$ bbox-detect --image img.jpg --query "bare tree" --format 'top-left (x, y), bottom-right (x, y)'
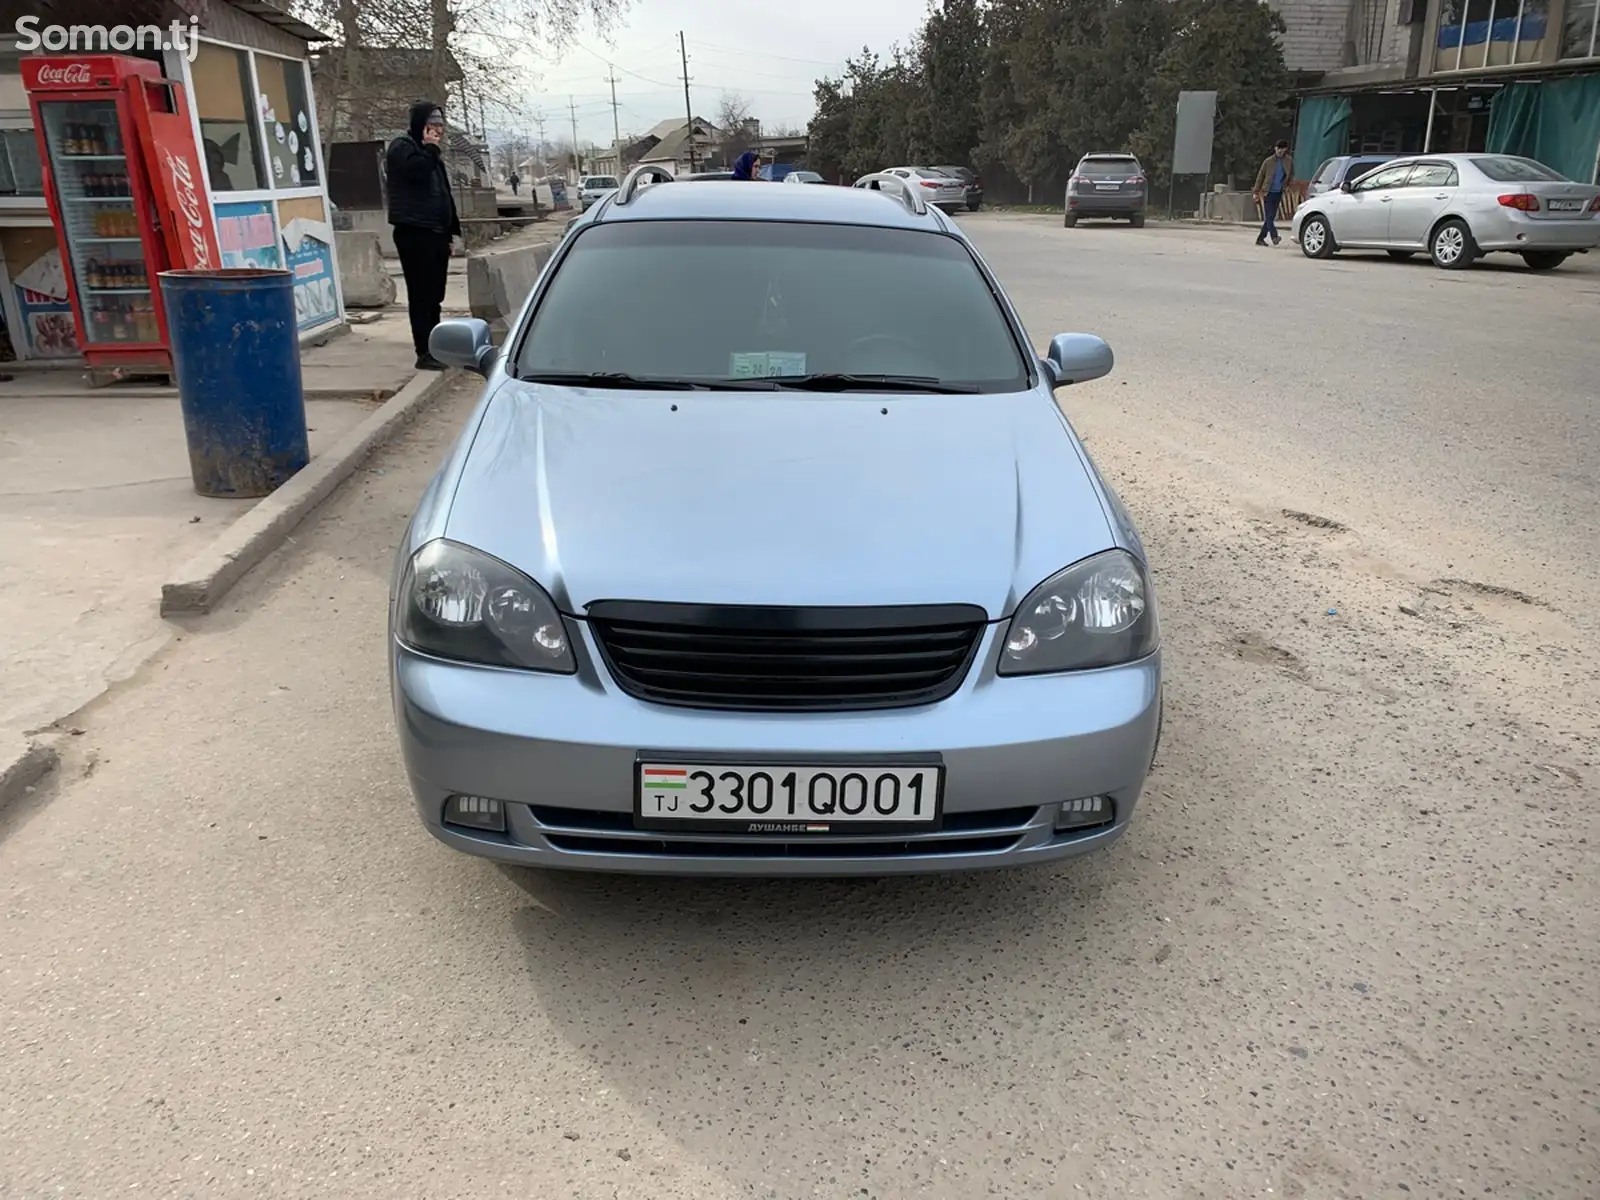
top-left (716, 90), bottom-right (757, 161)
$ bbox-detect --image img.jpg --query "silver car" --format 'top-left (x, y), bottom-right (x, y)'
top-left (879, 167), bottom-right (968, 213)
top-left (1292, 153), bottom-right (1600, 270)
top-left (577, 174), bottom-right (619, 211)
top-left (393, 168), bottom-right (1163, 876)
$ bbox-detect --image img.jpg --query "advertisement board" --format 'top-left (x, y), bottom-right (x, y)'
top-left (215, 200), bottom-right (282, 270)
top-left (281, 216), bottom-right (338, 331)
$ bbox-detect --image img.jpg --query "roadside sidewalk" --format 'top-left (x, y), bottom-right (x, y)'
top-left (0, 314), bottom-right (455, 811)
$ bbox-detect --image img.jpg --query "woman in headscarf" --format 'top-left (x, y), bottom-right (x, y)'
top-left (732, 150), bottom-right (760, 180)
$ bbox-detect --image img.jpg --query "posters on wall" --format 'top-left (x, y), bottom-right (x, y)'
top-left (214, 200), bottom-right (282, 270)
top-left (280, 216), bottom-right (337, 331)
top-left (8, 241), bottom-right (78, 358)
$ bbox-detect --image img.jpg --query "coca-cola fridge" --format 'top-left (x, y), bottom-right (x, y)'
top-left (23, 54), bottom-right (221, 372)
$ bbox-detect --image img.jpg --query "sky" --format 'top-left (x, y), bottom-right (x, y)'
top-left (499, 0), bottom-right (930, 149)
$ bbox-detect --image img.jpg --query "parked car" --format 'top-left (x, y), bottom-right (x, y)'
top-left (1292, 153), bottom-right (1600, 271)
top-left (396, 169), bottom-right (1162, 876)
top-left (685, 170), bottom-right (735, 181)
top-left (879, 167), bottom-right (968, 213)
top-left (782, 170), bottom-right (827, 185)
top-left (1065, 153), bottom-right (1147, 227)
top-left (1304, 153), bottom-right (1401, 198)
top-left (577, 175), bottom-right (619, 210)
top-left (933, 165), bottom-right (984, 211)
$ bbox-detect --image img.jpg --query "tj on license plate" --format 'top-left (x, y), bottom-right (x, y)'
top-left (636, 762), bottom-right (942, 832)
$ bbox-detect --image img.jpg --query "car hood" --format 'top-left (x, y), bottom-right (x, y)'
top-left (442, 383), bottom-right (1116, 619)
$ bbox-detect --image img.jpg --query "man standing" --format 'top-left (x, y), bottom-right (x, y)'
top-left (386, 102), bottom-right (461, 370)
top-left (1252, 140), bottom-right (1294, 247)
top-left (508, 170), bottom-right (520, 195)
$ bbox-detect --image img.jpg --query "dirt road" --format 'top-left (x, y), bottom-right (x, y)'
top-left (1, 218), bottom-right (1595, 1199)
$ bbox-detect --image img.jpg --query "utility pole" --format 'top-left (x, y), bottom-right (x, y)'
top-left (678, 31), bottom-right (696, 173)
top-left (533, 111), bottom-right (547, 175)
top-left (606, 67), bottom-right (622, 168)
top-left (568, 96), bottom-right (580, 179)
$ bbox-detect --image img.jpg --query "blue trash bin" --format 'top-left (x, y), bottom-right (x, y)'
top-left (159, 268), bottom-right (309, 499)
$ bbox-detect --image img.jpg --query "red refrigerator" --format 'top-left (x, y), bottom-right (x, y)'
top-left (23, 54), bottom-right (222, 372)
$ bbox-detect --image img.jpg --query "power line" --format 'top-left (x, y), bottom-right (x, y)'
top-left (685, 39), bottom-right (849, 68)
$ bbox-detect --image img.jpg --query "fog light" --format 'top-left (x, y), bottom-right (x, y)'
top-left (1055, 796), bottom-right (1112, 831)
top-left (445, 794), bottom-right (507, 833)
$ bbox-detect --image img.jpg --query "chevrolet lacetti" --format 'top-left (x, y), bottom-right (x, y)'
top-left (389, 168), bottom-right (1163, 875)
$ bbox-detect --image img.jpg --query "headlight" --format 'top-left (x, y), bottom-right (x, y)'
top-left (998, 550), bottom-right (1158, 676)
top-left (397, 539), bottom-right (575, 673)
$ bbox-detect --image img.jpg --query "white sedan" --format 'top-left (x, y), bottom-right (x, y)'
top-left (1291, 153), bottom-right (1600, 271)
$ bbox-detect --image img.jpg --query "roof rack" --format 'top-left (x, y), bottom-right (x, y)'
top-left (851, 173), bottom-right (929, 216)
top-left (615, 163), bottom-right (676, 206)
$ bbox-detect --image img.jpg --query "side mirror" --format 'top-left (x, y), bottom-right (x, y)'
top-left (429, 317), bottom-right (497, 377)
top-left (1339, 180), bottom-right (1353, 193)
top-left (1044, 333), bottom-right (1114, 389)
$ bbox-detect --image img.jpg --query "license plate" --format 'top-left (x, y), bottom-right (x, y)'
top-left (1095, 182), bottom-right (1118, 190)
top-left (1547, 199), bottom-right (1584, 212)
top-left (636, 761), bottom-right (942, 832)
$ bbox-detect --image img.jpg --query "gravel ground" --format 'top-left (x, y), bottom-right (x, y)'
top-left (0, 217), bottom-right (1595, 1199)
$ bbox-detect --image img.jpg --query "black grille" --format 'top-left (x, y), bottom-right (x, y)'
top-left (544, 832), bottom-right (1022, 859)
top-left (585, 601), bottom-right (987, 711)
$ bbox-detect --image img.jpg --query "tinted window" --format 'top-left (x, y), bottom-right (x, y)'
top-left (1406, 162), bottom-right (1459, 187)
top-left (516, 221), bottom-right (1028, 391)
top-left (1353, 164), bottom-right (1414, 191)
top-left (935, 166), bottom-right (974, 183)
top-left (1471, 156), bottom-right (1568, 182)
top-left (1080, 157), bottom-right (1140, 177)
top-left (1343, 158), bottom-right (1392, 184)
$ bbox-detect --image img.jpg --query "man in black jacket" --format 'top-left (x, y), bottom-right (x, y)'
top-left (387, 101), bottom-right (461, 369)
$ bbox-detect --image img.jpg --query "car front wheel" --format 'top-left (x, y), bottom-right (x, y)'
top-left (1430, 219), bottom-right (1476, 269)
top-left (1521, 250), bottom-right (1569, 271)
top-left (1299, 214), bottom-right (1334, 258)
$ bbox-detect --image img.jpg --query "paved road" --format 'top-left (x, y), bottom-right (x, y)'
top-left (2, 218), bottom-right (1595, 1199)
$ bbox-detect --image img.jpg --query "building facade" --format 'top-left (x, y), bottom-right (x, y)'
top-left (1276, 0), bottom-right (1600, 184)
top-left (1, 0), bottom-right (345, 365)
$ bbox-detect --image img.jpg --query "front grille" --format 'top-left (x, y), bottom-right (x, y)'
top-left (530, 805), bottom-right (1037, 860)
top-left (544, 832), bottom-right (1022, 859)
top-left (585, 601), bottom-right (987, 711)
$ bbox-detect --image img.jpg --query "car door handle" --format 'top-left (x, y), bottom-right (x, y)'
top-left (1434, 193), bottom-right (1449, 199)
top-left (1380, 196), bottom-right (1393, 202)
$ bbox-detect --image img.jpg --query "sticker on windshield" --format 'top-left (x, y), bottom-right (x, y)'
top-left (730, 351), bottom-right (808, 378)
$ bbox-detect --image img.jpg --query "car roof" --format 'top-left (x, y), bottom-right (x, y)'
top-left (1081, 152), bottom-right (1138, 159)
top-left (589, 177), bottom-right (954, 231)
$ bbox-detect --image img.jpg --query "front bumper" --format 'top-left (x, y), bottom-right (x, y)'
top-left (1067, 190), bottom-right (1145, 216)
top-left (393, 622), bottom-right (1162, 876)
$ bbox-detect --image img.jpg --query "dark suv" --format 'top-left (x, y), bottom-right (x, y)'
top-left (1303, 153), bottom-right (1401, 198)
top-left (933, 165), bottom-right (983, 211)
top-left (1065, 153), bottom-right (1147, 227)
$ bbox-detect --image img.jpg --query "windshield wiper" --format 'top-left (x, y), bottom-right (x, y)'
top-left (516, 371), bottom-right (705, 390)
top-left (771, 373), bottom-right (978, 394)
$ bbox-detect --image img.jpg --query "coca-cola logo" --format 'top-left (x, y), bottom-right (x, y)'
top-left (164, 149), bottom-right (214, 269)
top-left (36, 62), bottom-right (93, 86)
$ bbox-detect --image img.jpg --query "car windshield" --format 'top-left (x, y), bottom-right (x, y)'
top-left (789, 171), bottom-right (823, 182)
top-left (1470, 156), bottom-right (1568, 183)
top-left (515, 220), bottom-right (1029, 392)
top-left (1080, 157), bottom-right (1139, 177)
top-left (584, 177), bottom-right (619, 189)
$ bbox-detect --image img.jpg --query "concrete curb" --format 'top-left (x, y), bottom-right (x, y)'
top-left (160, 368), bottom-right (460, 616)
top-left (0, 736), bottom-right (58, 817)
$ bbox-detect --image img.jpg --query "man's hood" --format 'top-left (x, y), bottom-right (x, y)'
top-left (441, 385), bottom-right (1118, 621)
top-left (408, 101), bottom-right (441, 140)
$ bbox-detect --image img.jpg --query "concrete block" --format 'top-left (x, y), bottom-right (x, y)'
top-left (467, 240), bottom-right (557, 331)
top-left (343, 208), bottom-right (396, 257)
top-left (336, 229), bottom-right (397, 309)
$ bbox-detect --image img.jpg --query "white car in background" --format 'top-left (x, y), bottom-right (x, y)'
top-left (1292, 153), bottom-right (1600, 271)
top-left (577, 175), bottom-right (620, 211)
top-left (875, 167), bottom-right (967, 213)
